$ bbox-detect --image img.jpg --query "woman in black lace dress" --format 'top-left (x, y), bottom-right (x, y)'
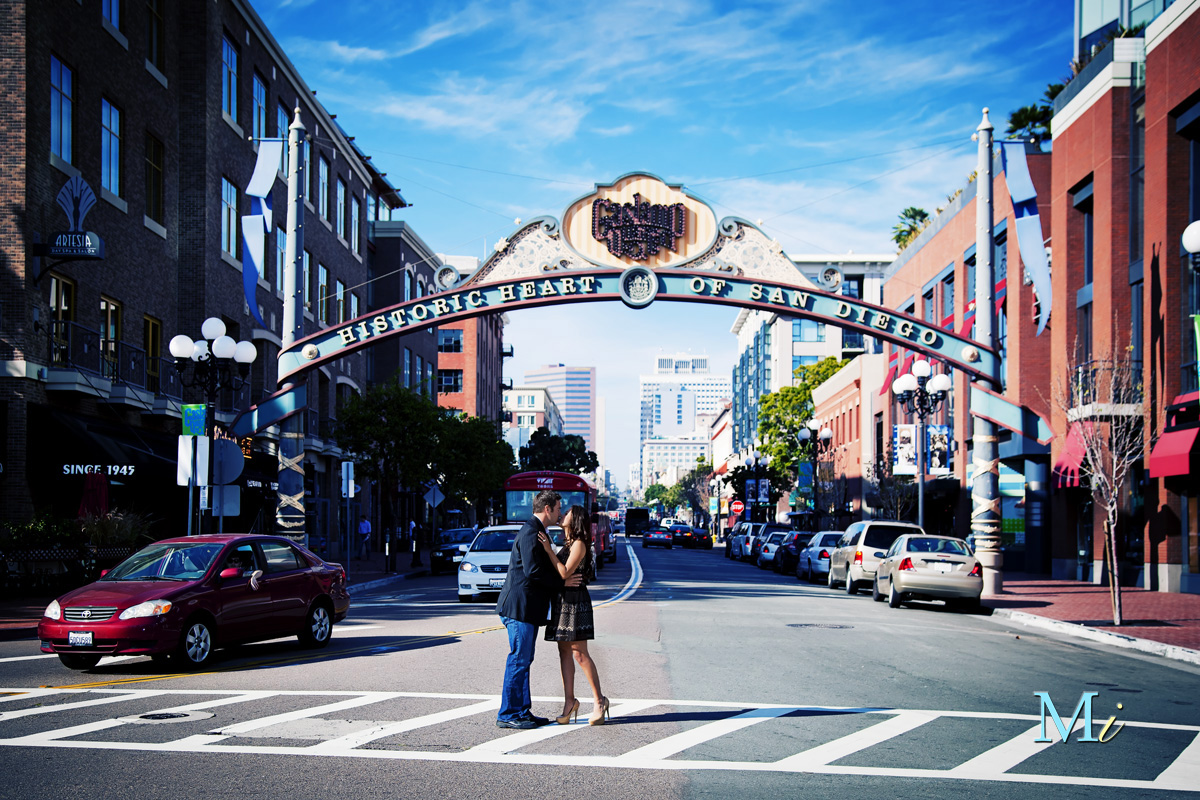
top-left (537, 504), bottom-right (609, 725)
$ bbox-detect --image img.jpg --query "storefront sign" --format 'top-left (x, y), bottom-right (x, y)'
top-left (46, 231), bottom-right (104, 260)
top-left (61, 463), bottom-right (136, 476)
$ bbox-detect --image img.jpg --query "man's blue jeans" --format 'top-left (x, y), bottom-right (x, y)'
top-left (498, 616), bottom-right (537, 722)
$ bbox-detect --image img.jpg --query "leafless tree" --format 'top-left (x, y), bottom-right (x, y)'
top-left (1051, 339), bottom-right (1144, 626)
top-left (863, 443), bottom-right (917, 523)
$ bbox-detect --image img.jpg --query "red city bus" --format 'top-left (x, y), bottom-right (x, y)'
top-left (502, 471), bottom-right (612, 566)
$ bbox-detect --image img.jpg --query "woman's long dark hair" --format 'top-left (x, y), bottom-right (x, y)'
top-left (565, 503), bottom-right (594, 580)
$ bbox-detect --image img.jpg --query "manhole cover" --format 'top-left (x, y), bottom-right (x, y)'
top-left (787, 623), bottom-right (853, 630)
top-left (118, 709), bottom-right (214, 724)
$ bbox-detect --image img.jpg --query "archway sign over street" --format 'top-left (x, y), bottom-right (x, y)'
top-left (277, 173), bottom-right (997, 383)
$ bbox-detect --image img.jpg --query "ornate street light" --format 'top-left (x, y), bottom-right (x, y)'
top-left (744, 445), bottom-right (769, 523)
top-left (799, 418), bottom-right (833, 529)
top-left (169, 317), bottom-right (257, 533)
top-left (891, 358), bottom-right (952, 530)
top-left (708, 476), bottom-right (720, 540)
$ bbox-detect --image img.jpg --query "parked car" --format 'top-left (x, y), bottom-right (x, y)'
top-left (797, 532), bottom-right (843, 582)
top-left (592, 511), bottom-right (615, 567)
top-left (38, 534), bottom-right (350, 670)
top-left (828, 521), bottom-right (924, 594)
top-left (749, 523), bottom-right (792, 562)
top-left (429, 527), bottom-right (477, 575)
top-left (775, 531), bottom-right (814, 574)
top-left (755, 531), bottom-right (790, 569)
top-left (688, 526), bottom-right (714, 550)
top-left (458, 525), bottom-right (519, 602)
top-left (642, 526), bottom-right (673, 549)
top-left (727, 522), bottom-right (756, 561)
top-left (873, 534), bottom-right (983, 610)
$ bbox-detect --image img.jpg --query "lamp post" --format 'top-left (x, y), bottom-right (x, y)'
top-left (744, 446), bottom-right (768, 523)
top-left (1185, 221), bottom-right (1200, 389)
top-left (169, 317), bottom-right (257, 535)
top-left (891, 358), bottom-right (952, 530)
top-left (709, 477), bottom-right (720, 540)
top-left (798, 418), bottom-right (833, 530)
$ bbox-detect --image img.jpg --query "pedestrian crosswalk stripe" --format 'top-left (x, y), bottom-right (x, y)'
top-left (0, 687), bottom-right (1197, 791)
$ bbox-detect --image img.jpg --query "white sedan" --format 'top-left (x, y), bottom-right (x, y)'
top-left (457, 524), bottom-right (563, 602)
top-left (797, 532), bottom-right (843, 582)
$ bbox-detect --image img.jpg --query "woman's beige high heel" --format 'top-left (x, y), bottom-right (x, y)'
top-left (556, 699), bottom-right (579, 725)
top-left (588, 697), bottom-right (610, 726)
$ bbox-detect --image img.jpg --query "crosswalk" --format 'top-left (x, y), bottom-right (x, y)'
top-left (0, 687), bottom-right (1197, 790)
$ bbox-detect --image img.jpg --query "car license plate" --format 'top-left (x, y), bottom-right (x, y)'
top-left (453, 556), bottom-right (463, 562)
top-left (489, 578), bottom-right (505, 588)
top-left (931, 562), bottom-right (952, 573)
top-left (68, 631), bottom-right (93, 647)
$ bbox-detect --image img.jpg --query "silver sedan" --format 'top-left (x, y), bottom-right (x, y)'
top-left (797, 532), bottom-right (843, 582)
top-left (872, 534), bottom-right (983, 611)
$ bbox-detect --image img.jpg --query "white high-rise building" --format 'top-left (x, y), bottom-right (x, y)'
top-left (639, 353), bottom-right (730, 442)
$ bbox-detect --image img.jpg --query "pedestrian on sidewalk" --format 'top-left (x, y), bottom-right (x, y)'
top-left (495, 489), bottom-right (581, 729)
top-left (357, 515), bottom-right (371, 560)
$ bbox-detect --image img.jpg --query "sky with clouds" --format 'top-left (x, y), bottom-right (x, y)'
top-left (257, 0), bottom-right (1074, 489)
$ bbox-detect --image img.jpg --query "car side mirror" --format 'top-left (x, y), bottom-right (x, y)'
top-left (458, 544), bottom-right (469, 553)
top-left (219, 567), bottom-right (241, 580)
top-left (100, 569), bottom-right (109, 578)
top-left (874, 551), bottom-right (886, 559)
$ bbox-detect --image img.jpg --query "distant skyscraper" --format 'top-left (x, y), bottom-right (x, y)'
top-left (524, 364), bottom-right (596, 451)
top-left (639, 353), bottom-right (730, 442)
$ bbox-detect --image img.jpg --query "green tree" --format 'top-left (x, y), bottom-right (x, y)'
top-left (723, 462), bottom-right (791, 521)
top-left (643, 483), bottom-right (669, 505)
top-left (518, 427), bottom-right (600, 474)
top-left (336, 383), bottom-right (440, 545)
top-left (892, 206), bottom-right (930, 249)
top-left (757, 356), bottom-right (848, 476)
top-left (1006, 104), bottom-right (1053, 145)
top-left (436, 413), bottom-right (516, 522)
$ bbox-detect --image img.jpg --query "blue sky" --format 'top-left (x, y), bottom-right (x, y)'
top-left (257, 0), bottom-right (1074, 489)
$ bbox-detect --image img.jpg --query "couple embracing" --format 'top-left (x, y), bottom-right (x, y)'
top-left (495, 489), bottom-right (609, 729)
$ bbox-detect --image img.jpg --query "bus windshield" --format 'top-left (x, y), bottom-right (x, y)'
top-left (505, 490), bottom-right (589, 522)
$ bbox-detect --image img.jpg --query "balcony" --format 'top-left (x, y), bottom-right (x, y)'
top-left (1067, 360), bottom-right (1143, 421)
top-left (502, 345), bottom-right (514, 358)
top-left (47, 320), bottom-right (110, 397)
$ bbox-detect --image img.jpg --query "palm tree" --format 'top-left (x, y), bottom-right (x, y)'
top-left (891, 207), bottom-right (930, 249)
top-left (1006, 103), bottom-right (1053, 145)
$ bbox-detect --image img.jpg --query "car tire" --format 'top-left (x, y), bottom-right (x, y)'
top-left (298, 601), bottom-right (333, 648)
top-left (177, 617), bottom-right (216, 669)
top-left (845, 574), bottom-right (858, 595)
top-left (827, 568), bottom-right (837, 589)
top-left (57, 653), bottom-right (101, 671)
top-left (888, 579), bottom-right (904, 608)
top-left (872, 577), bottom-right (885, 602)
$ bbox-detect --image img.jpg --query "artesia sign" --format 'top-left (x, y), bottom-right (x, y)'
top-left (561, 173), bottom-right (717, 269)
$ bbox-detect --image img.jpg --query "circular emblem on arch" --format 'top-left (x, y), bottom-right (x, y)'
top-left (619, 266), bottom-right (659, 309)
top-left (435, 266), bottom-right (460, 290)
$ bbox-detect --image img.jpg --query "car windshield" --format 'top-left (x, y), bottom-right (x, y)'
top-left (471, 531), bottom-right (518, 552)
top-left (908, 537), bottom-right (970, 555)
top-left (102, 542), bottom-right (224, 582)
top-left (438, 528), bottom-right (476, 545)
top-left (863, 525), bottom-right (917, 549)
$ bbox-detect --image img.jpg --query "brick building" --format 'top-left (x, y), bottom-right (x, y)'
top-left (0, 0), bottom-right (435, 549)
top-left (435, 253), bottom-right (507, 424)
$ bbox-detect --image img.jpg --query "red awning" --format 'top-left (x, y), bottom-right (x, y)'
top-left (878, 365), bottom-right (897, 396)
top-left (1053, 422), bottom-right (1090, 488)
top-left (1148, 427), bottom-right (1200, 478)
top-left (714, 462), bottom-right (729, 475)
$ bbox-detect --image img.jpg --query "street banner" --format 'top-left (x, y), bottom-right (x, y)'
top-left (757, 478), bottom-right (769, 504)
top-left (182, 404), bottom-right (206, 437)
top-left (745, 479), bottom-right (755, 501)
top-left (893, 424), bottom-right (917, 475)
top-left (927, 425), bottom-right (950, 475)
top-left (708, 496), bottom-right (718, 514)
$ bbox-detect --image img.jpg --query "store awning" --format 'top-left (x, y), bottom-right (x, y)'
top-left (1148, 427), bottom-right (1199, 478)
top-left (1052, 422), bottom-right (1090, 488)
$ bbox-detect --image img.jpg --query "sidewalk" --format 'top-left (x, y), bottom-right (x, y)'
top-left (0, 545), bottom-right (426, 641)
top-left (984, 574), bottom-right (1200, 665)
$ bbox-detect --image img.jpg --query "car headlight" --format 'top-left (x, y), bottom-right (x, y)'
top-left (459, 562), bottom-right (478, 572)
top-left (118, 600), bottom-right (173, 620)
top-left (44, 600), bottom-right (61, 620)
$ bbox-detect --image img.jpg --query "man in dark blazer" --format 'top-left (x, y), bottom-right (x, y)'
top-left (495, 489), bottom-right (581, 728)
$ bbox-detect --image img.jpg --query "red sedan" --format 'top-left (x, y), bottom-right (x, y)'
top-left (38, 534), bottom-right (350, 671)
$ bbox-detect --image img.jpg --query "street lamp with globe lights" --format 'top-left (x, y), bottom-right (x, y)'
top-left (798, 419), bottom-right (833, 529)
top-left (709, 476), bottom-right (721, 540)
top-left (1183, 220), bottom-right (1200, 388)
top-left (169, 318), bottom-right (257, 533)
top-left (891, 358), bottom-right (952, 530)
top-left (744, 447), bottom-right (768, 523)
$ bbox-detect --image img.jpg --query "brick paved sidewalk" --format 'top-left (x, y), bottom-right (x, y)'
top-left (985, 574), bottom-right (1200, 653)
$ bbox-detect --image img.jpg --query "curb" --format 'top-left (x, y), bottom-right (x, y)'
top-left (347, 569), bottom-right (427, 595)
top-left (987, 608), bottom-right (1200, 667)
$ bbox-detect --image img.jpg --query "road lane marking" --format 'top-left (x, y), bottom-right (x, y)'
top-left (0, 689), bottom-right (165, 722)
top-left (210, 692), bottom-right (403, 737)
top-left (310, 699), bottom-right (499, 753)
top-left (470, 700), bottom-right (659, 755)
top-left (774, 710), bottom-right (938, 769)
top-left (1153, 730), bottom-right (1200, 791)
top-left (620, 705), bottom-right (797, 761)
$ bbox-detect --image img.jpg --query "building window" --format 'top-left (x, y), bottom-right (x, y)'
top-left (101, 99), bottom-right (121, 196)
top-left (275, 227), bottom-right (285, 292)
top-left (438, 369), bottom-right (464, 394)
top-left (50, 56), bottom-right (73, 164)
top-left (438, 329), bottom-right (463, 353)
top-left (221, 178), bottom-right (238, 255)
top-left (336, 178), bottom-right (346, 239)
top-left (303, 139), bottom-right (311, 200)
top-left (351, 197), bottom-right (361, 255)
top-left (252, 74), bottom-right (267, 142)
top-left (416, 355), bottom-right (424, 392)
top-left (318, 157), bottom-right (329, 218)
top-left (49, 275), bottom-right (75, 365)
top-left (1082, 205), bottom-right (1094, 285)
top-left (100, 297), bottom-right (121, 380)
top-left (144, 315), bottom-right (162, 392)
top-left (942, 276), bottom-right (955, 327)
top-left (302, 250), bottom-right (311, 309)
top-left (146, 0), bottom-right (164, 73)
top-left (1077, 303), bottom-right (1093, 366)
top-left (426, 363), bottom-right (434, 398)
top-left (221, 35), bottom-right (237, 120)
top-left (367, 193), bottom-right (376, 223)
top-left (403, 347), bottom-right (411, 387)
top-left (1130, 99), bottom-right (1145, 262)
top-left (102, 0), bottom-right (120, 30)
top-left (793, 319), bottom-right (825, 342)
top-left (923, 289), bottom-right (935, 323)
top-left (277, 104), bottom-right (289, 172)
top-left (350, 293), bottom-right (358, 321)
top-left (336, 279), bottom-right (345, 323)
top-left (793, 355), bottom-right (818, 373)
top-left (144, 132), bottom-right (163, 224)
top-left (317, 264), bottom-right (329, 323)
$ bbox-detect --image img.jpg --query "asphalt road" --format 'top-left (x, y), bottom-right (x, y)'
top-left (1, 537), bottom-right (1198, 800)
